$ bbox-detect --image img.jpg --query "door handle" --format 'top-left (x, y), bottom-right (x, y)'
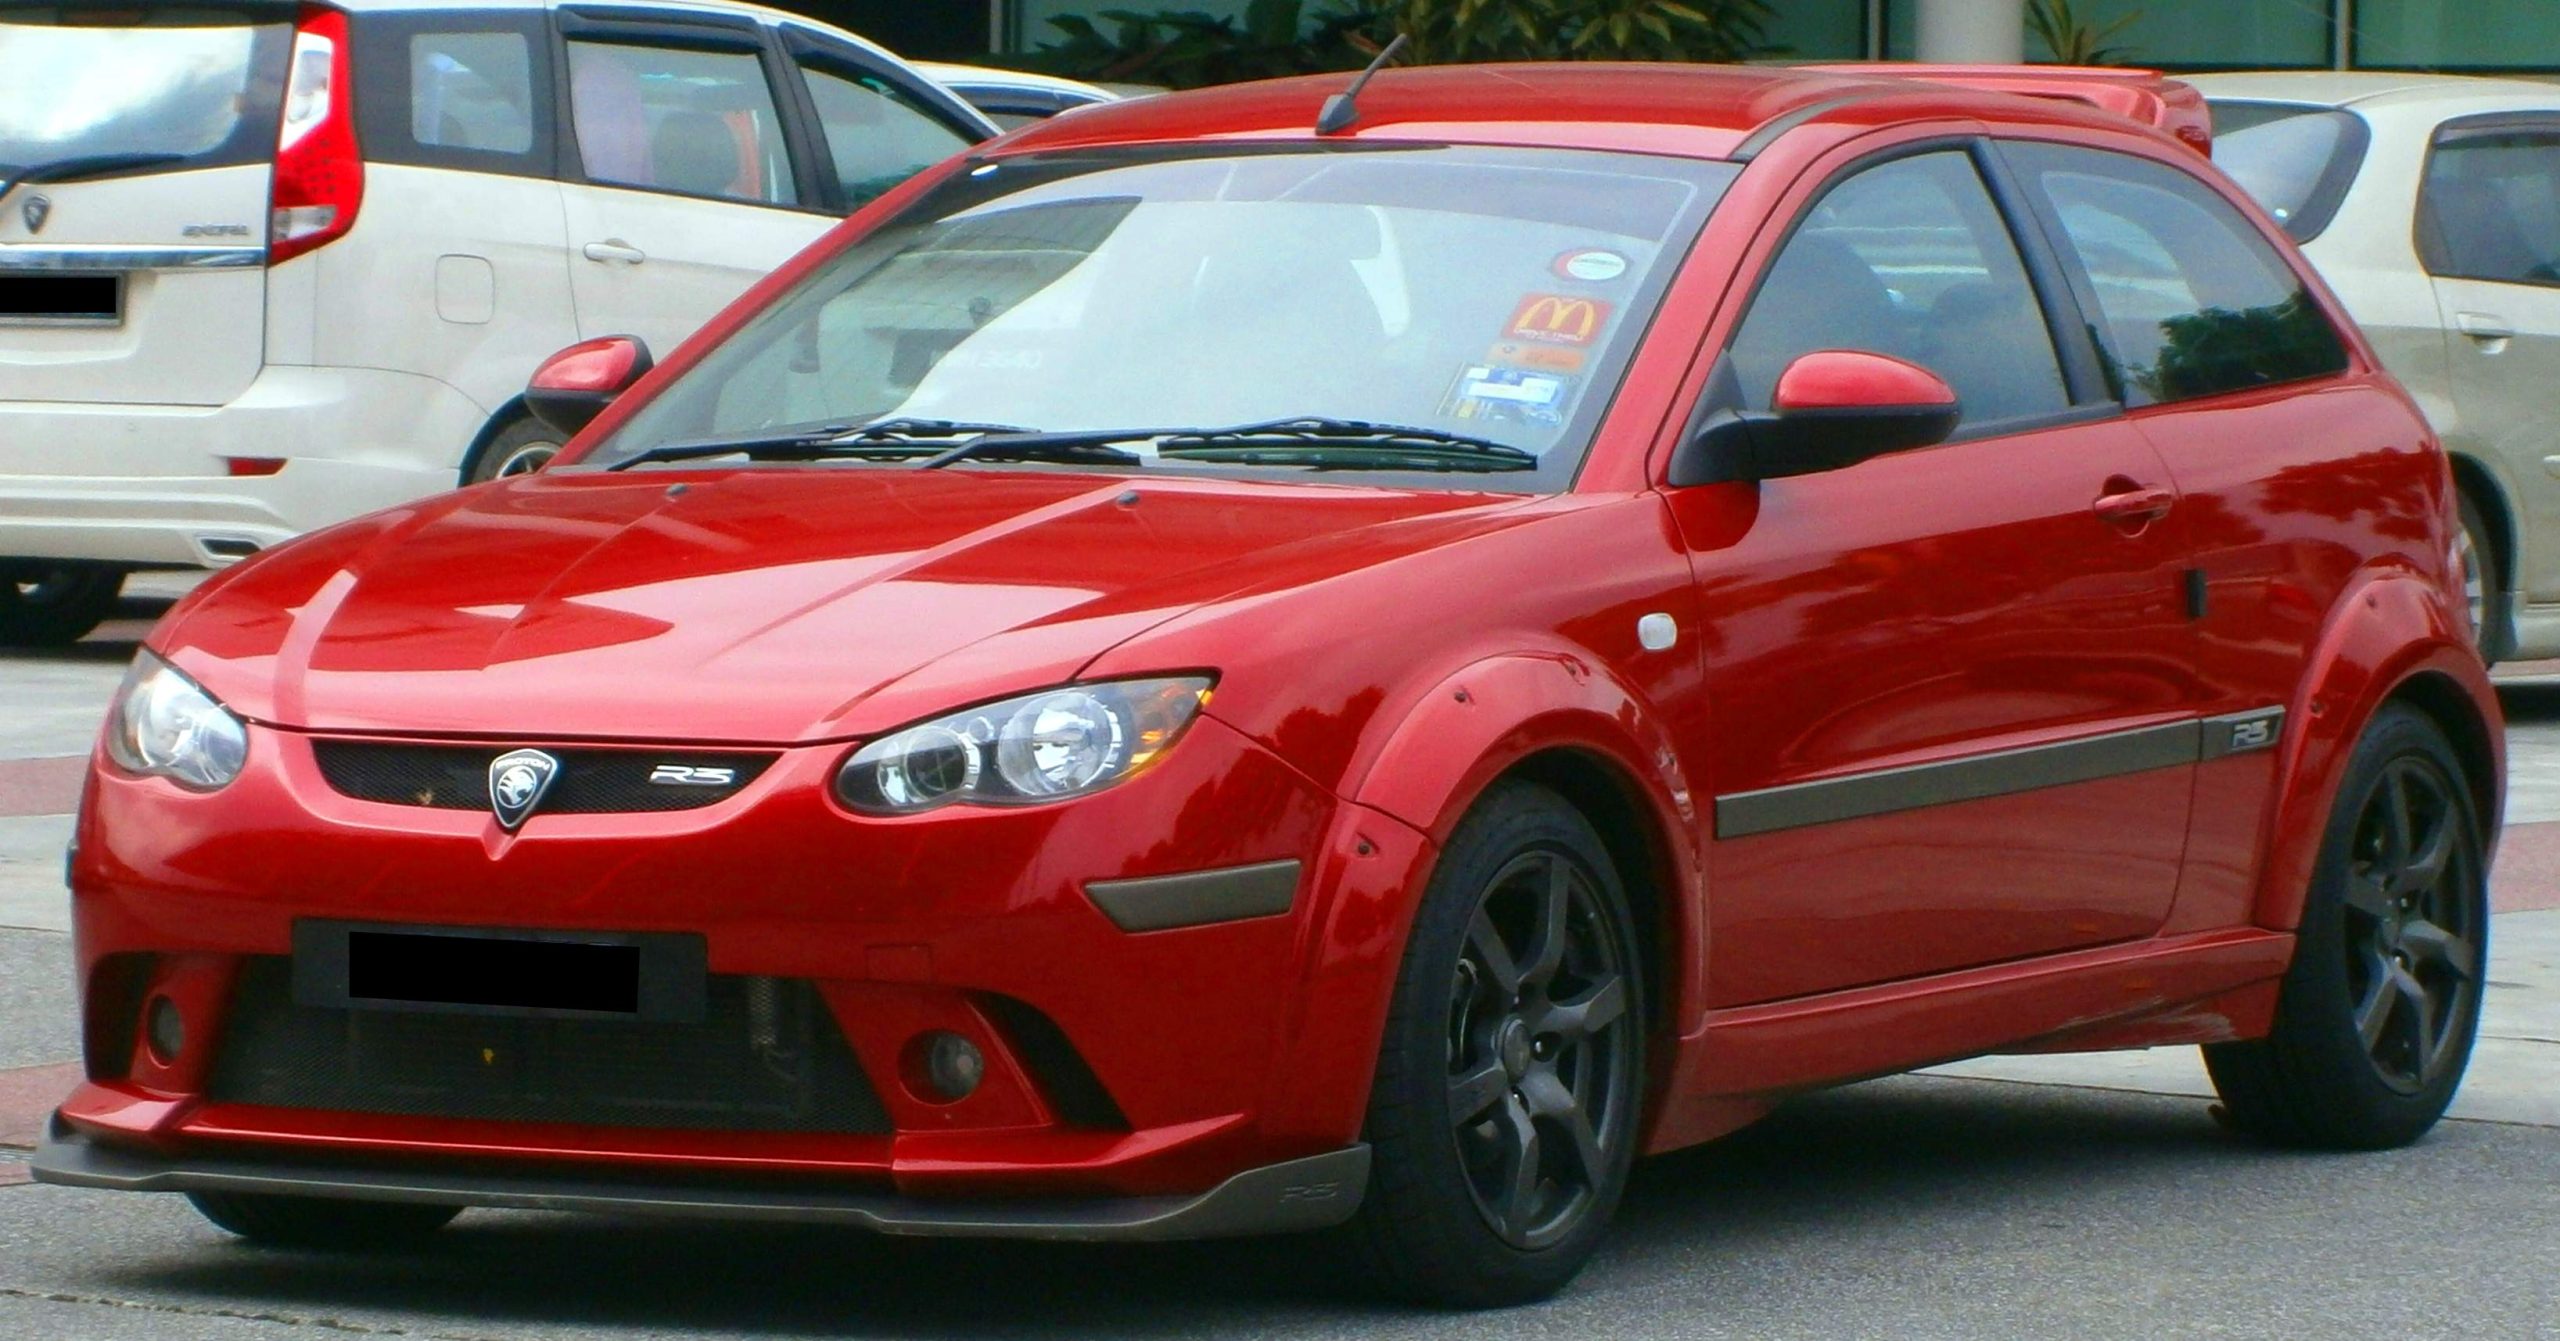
top-left (2457, 312), bottom-right (2515, 343)
top-left (582, 240), bottom-right (646, 265)
top-left (2093, 481), bottom-right (2175, 530)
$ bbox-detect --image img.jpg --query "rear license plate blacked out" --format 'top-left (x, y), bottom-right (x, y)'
top-left (0, 274), bottom-right (120, 322)
top-left (292, 922), bottom-right (707, 1022)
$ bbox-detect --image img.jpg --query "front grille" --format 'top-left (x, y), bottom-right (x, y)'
top-left (310, 741), bottom-right (773, 813)
top-left (209, 958), bottom-right (889, 1134)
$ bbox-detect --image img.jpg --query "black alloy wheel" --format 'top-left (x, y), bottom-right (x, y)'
top-left (1346, 781), bottom-right (1644, 1307)
top-left (2205, 704), bottom-right (2486, 1149)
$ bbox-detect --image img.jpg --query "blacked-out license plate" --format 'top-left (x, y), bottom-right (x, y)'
top-left (291, 921), bottom-right (707, 1022)
top-left (0, 274), bottom-right (121, 324)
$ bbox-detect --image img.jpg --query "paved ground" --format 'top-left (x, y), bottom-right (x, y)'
top-left (3, 582), bottom-right (2559, 1338)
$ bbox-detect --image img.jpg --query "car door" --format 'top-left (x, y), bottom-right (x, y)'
top-left (778, 27), bottom-right (989, 212)
top-left (1668, 142), bottom-right (2204, 1007)
top-left (1996, 138), bottom-right (2380, 936)
top-left (2415, 115), bottom-right (2560, 613)
top-left (551, 9), bottom-right (835, 356)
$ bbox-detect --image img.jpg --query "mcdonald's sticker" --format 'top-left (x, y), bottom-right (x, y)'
top-left (1506, 294), bottom-right (1614, 346)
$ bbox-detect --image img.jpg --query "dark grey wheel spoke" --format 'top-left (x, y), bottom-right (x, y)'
top-left (1450, 1061), bottom-right (1509, 1128)
top-left (2392, 817), bottom-right (2454, 899)
top-left (2401, 967), bottom-right (2443, 1081)
top-left (1539, 975), bottom-right (1627, 1043)
top-left (2402, 917), bottom-right (2477, 980)
top-left (1468, 909), bottom-right (1523, 996)
top-left (2342, 868), bottom-right (2396, 919)
top-left (1518, 1067), bottom-right (1575, 1121)
top-left (1519, 856), bottom-right (1573, 990)
top-left (1555, 1107), bottom-right (1607, 1185)
top-left (1497, 1097), bottom-right (1544, 1241)
top-left (2379, 770), bottom-right (2416, 868)
top-left (2355, 964), bottom-right (2401, 1052)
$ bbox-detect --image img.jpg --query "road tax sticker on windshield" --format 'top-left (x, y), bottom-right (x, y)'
top-left (1485, 340), bottom-right (1587, 375)
top-left (1553, 249), bottom-right (1630, 284)
top-left (1506, 294), bottom-right (1615, 347)
top-left (1442, 365), bottom-right (1574, 426)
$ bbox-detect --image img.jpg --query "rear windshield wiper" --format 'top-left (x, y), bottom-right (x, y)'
top-left (602, 418), bottom-right (1039, 472)
top-left (0, 153), bottom-right (192, 202)
top-left (920, 417), bottom-right (1537, 474)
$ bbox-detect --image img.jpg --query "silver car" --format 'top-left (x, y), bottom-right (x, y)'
top-left (2197, 72), bottom-right (2560, 661)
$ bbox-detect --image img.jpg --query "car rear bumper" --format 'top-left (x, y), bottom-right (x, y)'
top-left (0, 365), bottom-right (483, 566)
top-left (31, 1117), bottom-right (1370, 1242)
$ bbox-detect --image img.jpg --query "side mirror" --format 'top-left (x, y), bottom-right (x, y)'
top-left (1674, 350), bottom-right (1962, 485)
top-left (523, 335), bottom-right (654, 439)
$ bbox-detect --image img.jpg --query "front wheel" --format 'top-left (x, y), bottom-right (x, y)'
top-left (2204, 704), bottom-right (2486, 1149)
top-left (1345, 781), bottom-right (1645, 1308)
top-left (188, 1191), bottom-right (460, 1248)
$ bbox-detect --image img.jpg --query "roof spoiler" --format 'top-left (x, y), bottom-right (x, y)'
top-left (1796, 63), bottom-right (2212, 156)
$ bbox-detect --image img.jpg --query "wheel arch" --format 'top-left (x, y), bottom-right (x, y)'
top-left (2447, 451), bottom-right (2515, 591)
top-left (454, 397), bottom-right (540, 485)
top-left (1500, 748), bottom-right (1678, 1035)
top-left (2252, 569), bottom-right (2504, 930)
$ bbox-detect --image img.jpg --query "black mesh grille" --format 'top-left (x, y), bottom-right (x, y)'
top-left (310, 741), bottom-right (773, 813)
top-left (209, 959), bottom-right (889, 1134)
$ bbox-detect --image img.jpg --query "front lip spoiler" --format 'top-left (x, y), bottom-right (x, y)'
top-left (32, 1119), bottom-right (1369, 1243)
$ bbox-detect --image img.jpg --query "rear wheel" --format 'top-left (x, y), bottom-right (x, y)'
top-left (2456, 491), bottom-right (2507, 663)
top-left (2204, 705), bottom-right (2486, 1149)
top-left (187, 1191), bottom-right (460, 1248)
top-left (463, 414), bottom-right (563, 485)
top-left (1346, 781), bottom-right (1644, 1308)
top-left (0, 561), bottom-right (124, 647)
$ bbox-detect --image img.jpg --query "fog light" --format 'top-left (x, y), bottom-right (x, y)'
top-left (144, 995), bottom-right (184, 1065)
top-left (916, 1031), bottom-right (984, 1103)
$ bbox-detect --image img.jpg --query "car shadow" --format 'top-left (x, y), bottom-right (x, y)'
top-left (0, 583), bottom-right (181, 665)
top-left (79, 1076), bottom-right (2319, 1338)
top-left (2497, 679), bottom-right (2560, 726)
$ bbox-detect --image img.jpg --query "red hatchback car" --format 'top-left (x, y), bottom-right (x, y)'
top-left (38, 63), bottom-right (2501, 1307)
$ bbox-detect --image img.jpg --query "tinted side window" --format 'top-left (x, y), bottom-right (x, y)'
top-left (1729, 150), bottom-right (2070, 431)
top-left (2420, 124), bottom-right (2560, 287)
top-left (412, 32), bottom-right (532, 154)
top-left (798, 63), bottom-right (976, 208)
top-left (350, 11), bottom-right (551, 176)
top-left (567, 40), bottom-right (797, 207)
top-left (2009, 143), bottom-right (2347, 407)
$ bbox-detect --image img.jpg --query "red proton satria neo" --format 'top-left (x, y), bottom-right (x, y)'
top-left (38, 62), bottom-right (2504, 1307)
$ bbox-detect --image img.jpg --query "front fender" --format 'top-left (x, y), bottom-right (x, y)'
top-left (2253, 569), bottom-right (2503, 931)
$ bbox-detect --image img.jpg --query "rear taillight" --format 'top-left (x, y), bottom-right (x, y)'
top-left (268, 6), bottom-right (361, 265)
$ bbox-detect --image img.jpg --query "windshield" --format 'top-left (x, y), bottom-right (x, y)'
top-left (2209, 100), bottom-right (2369, 242)
top-left (582, 143), bottom-right (1737, 491)
top-left (0, 6), bottom-right (287, 175)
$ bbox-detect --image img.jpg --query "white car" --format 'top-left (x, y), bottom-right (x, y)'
top-left (914, 62), bottom-right (1122, 130)
top-left (0, 0), bottom-right (992, 644)
top-left (2196, 72), bottom-right (2560, 661)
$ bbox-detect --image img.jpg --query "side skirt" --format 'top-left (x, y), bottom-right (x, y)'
top-left (1643, 928), bottom-right (2294, 1154)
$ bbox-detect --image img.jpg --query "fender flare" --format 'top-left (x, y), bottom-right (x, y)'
top-left (2251, 569), bottom-right (2503, 931)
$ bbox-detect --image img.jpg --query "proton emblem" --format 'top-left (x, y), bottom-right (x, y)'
top-left (21, 194), bottom-right (49, 235)
top-left (486, 749), bottom-right (561, 831)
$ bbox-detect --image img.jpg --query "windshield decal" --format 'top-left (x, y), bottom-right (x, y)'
top-left (1505, 294), bottom-right (1614, 347)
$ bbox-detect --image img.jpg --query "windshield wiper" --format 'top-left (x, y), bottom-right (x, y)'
top-left (0, 152), bottom-right (192, 203)
top-left (1160, 417), bottom-right (1539, 472)
top-left (603, 418), bottom-right (1039, 472)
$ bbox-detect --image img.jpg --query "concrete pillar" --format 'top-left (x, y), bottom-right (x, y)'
top-left (1915, 0), bottom-right (2028, 63)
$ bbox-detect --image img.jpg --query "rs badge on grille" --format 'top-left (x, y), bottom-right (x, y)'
top-left (487, 749), bottom-right (561, 830)
top-left (648, 764), bottom-right (737, 787)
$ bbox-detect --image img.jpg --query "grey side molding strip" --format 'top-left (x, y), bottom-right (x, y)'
top-left (34, 1122), bottom-right (1371, 1243)
top-left (1715, 710), bottom-right (2284, 840)
top-left (0, 245), bottom-right (264, 272)
top-left (1085, 859), bottom-right (1300, 933)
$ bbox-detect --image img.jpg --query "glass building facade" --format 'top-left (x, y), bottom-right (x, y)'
top-left (980, 0), bottom-right (2560, 73)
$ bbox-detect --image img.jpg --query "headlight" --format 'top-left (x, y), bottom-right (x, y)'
top-left (837, 677), bottom-right (1212, 814)
top-left (105, 651), bottom-right (249, 791)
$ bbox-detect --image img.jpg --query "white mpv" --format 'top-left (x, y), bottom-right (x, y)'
top-left (0, 0), bottom-right (992, 644)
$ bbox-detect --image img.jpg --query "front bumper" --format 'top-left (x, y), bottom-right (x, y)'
top-left (33, 1118), bottom-right (1369, 1242)
top-left (64, 713), bottom-right (1437, 1209)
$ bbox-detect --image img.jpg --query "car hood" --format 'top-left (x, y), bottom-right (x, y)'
top-left (160, 468), bottom-right (1518, 743)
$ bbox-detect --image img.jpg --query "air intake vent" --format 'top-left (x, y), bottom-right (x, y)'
top-left (310, 741), bottom-right (772, 813)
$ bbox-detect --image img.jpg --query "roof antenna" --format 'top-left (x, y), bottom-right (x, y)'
top-left (1317, 34), bottom-right (1411, 136)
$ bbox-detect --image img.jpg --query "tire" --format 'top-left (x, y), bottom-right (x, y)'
top-left (187, 1191), bottom-right (460, 1248)
top-left (2204, 704), bottom-right (2487, 1150)
top-left (0, 561), bottom-right (124, 647)
top-left (2456, 491), bottom-right (2507, 664)
top-left (1345, 780), bottom-right (1645, 1308)
top-left (463, 414), bottom-right (564, 485)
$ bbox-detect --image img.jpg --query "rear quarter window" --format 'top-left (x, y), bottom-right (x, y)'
top-left (2006, 142), bottom-right (2349, 407)
top-left (352, 11), bottom-right (554, 177)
